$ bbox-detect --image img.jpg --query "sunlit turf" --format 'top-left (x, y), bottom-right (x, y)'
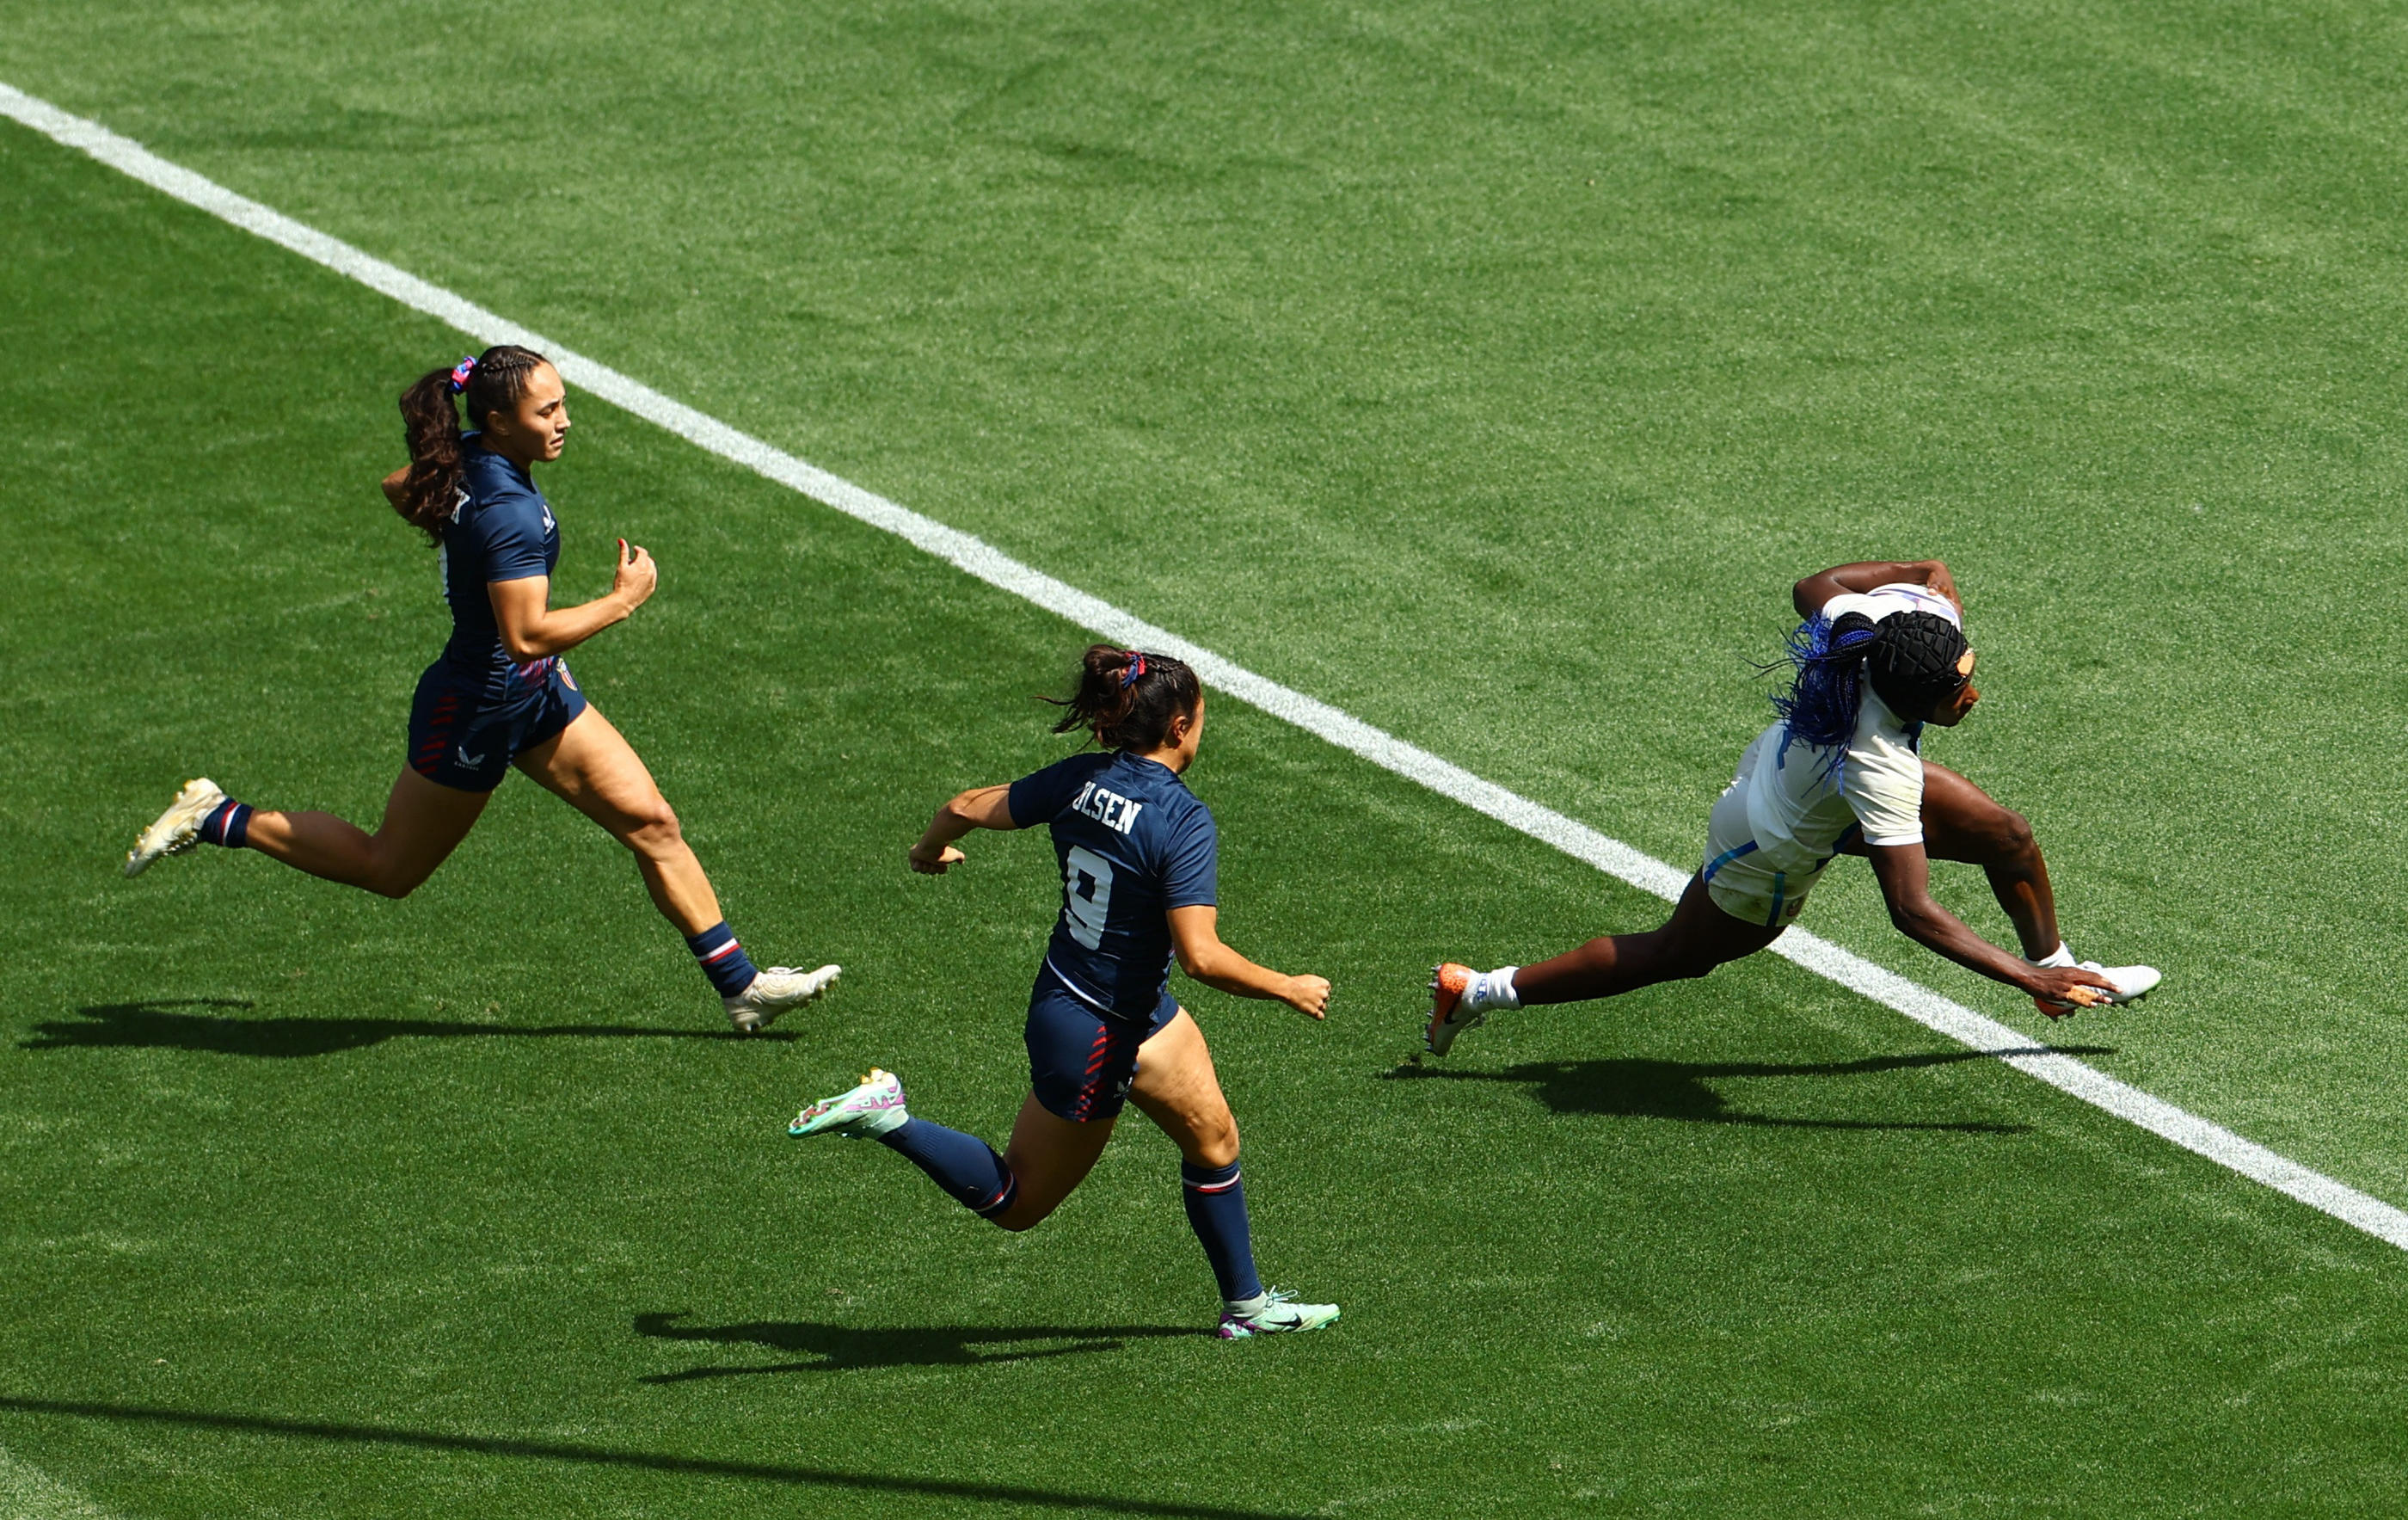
top-left (9, 1), bottom-right (2408, 1512)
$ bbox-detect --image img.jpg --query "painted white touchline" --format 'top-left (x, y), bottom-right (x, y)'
top-left (7, 80), bottom-right (2404, 1254)
top-left (0, 1439), bottom-right (122, 1520)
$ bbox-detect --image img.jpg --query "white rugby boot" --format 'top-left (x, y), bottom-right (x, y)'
top-left (1219, 1287), bottom-right (1341, 1339)
top-left (124, 778), bottom-right (228, 877)
top-left (2036, 961), bottom-right (2162, 1018)
top-left (726, 963), bottom-right (841, 1034)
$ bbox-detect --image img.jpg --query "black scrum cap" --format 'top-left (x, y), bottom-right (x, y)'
top-left (1840, 609), bottom-right (1970, 719)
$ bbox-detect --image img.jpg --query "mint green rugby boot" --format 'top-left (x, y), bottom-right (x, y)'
top-left (789, 1068), bottom-right (910, 1140)
top-left (1219, 1287), bottom-right (1341, 1339)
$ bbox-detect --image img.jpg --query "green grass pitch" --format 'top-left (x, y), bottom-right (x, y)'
top-left (8, 0), bottom-right (2408, 1513)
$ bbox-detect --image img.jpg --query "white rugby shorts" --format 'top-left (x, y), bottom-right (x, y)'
top-left (1698, 779), bottom-right (1829, 930)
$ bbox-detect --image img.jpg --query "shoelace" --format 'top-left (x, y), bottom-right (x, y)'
top-left (1232, 1287), bottom-right (1299, 1322)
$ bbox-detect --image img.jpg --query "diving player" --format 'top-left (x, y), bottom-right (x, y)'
top-left (121, 347), bottom-right (836, 1032)
top-left (788, 646), bottom-right (1340, 1339)
top-left (1426, 559), bottom-right (2161, 1054)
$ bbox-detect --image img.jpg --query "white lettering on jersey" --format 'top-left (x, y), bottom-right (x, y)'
top-left (1067, 782), bottom-right (1145, 835)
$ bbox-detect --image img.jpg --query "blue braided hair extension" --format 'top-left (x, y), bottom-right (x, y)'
top-left (1764, 611), bottom-right (1886, 778)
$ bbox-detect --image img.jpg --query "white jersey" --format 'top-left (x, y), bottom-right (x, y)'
top-left (1728, 583), bottom-right (1963, 870)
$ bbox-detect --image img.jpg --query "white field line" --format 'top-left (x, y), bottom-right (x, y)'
top-left (7, 81), bottom-right (2405, 1254)
top-left (0, 1440), bottom-right (120, 1520)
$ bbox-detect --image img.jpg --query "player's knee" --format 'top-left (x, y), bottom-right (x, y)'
top-left (624, 797), bottom-right (684, 853)
top-left (359, 851), bottom-right (427, 899)
top-left (1190, 1123), bottom-right (1239, 1170)
top-left (1988, 808), bottom-right (2036, 859)
top-left (1665, 934), bottom-right (1748, 982)
top-left (992, 1199), bottom-right (1057, 1234)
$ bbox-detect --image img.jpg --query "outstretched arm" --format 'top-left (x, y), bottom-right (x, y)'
top-left (908, 785), bottom-right (1017, 874)
top-left (1866, 843), bottom-right (2112, 1009)
top-left (488, 539), bottom-right (657, 661)
top-left (1792, 559), bottom-right (1960, 619)
top-left (1166, 906), bottom-right (1330, 1020)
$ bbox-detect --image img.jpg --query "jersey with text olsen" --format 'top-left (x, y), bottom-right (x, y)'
top-left (1734, 582), bottom-right (1965, 875)
top-left (1008, 750), bottom-right (1219, 1019)
top-left (436, 434), bottom-right (560, 684)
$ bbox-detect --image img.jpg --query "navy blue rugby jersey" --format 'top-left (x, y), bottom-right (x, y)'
top-left (436, 434), bottom-right (559, 679)
top-left (1007, 749), bottom-right (1219, 1018)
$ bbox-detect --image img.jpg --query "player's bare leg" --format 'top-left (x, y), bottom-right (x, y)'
top-left (1838, 761), bottom-right (2156, 1012)
top-left (990, 1096), bottom-right (1118, 1231)
top-left (239, 768), bottom-right (488, 898)
top-left (1127, 1011), bottom-right (1238, 1167)
top-left (520, 704), bottom-right (836, 1027)
top-left (1427, 877), bottom-right (1784, 1053)
top-left (1512, 876), bottom-right (1787, 1005)
top-left (518, 705), bottom-right (719, 932)
top-left (1840, 761), bottom-right (2058, 959)
top-left (1131, 1011), bottom-right (1335, 1338)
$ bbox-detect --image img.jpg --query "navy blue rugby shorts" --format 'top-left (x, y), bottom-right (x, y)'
top-left (406, 657), bottom-right (588, 793)
top-left (1025, 965), bottom-right (1180, 1123)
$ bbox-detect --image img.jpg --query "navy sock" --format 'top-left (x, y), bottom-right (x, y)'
top-left (1181, 1158), bottom-right (1262, 1303)
top-left (685, 922), bottom-right (759, 999)
top-left (199, 798), bottom-right (253, 849)
top-left (879, 1117), bottom-right (1018, 1217)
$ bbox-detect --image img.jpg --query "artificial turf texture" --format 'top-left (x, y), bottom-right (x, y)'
top-left (7, 0), bottom-right (2408, 1512)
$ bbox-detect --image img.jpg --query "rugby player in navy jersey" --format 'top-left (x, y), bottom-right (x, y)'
top-left (789, 646), bottom-right (1340, 1338)
top-left (122, 346), bottom-right (837, 1032)
top-left (1424, 559), bottom-right (2160, 1055)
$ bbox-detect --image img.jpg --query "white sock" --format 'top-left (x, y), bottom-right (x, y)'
top-left (2027, 942), bottom-right (2076, 969)
top-left (1469, 967), bottom-right (1522, 1012)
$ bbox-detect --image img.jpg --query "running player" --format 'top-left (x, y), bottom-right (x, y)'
top-left (788, 646), bottom-right (1340, 1339)
top-left (1425, 559), bottom-right (2160, 1055)
top-left (122, 347), bottom-right (836, 1032)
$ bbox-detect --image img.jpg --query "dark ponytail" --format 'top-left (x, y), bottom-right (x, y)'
top-left (1049, 645), bottom-right (1202, 752)
top-left (390, 344), bottom-right (550, 544)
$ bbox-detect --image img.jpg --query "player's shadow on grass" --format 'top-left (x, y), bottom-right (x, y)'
top-left (1389, 1048), bottom-right (2111, 1134)
top-left (0, 1395), bottom-right (1294, 1518)
top-left (24, 1000), bottom-right (789, 1057)
top-left (634, 1311), bottom-right (1207, 1382)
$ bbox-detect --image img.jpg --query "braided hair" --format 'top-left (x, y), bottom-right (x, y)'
top-left (390, 345), bottom-right (551, 545)
top-left (1049, 645), bottom-right (1202, 751)
top-left (1769, 609), bottom-right (1970, 772)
